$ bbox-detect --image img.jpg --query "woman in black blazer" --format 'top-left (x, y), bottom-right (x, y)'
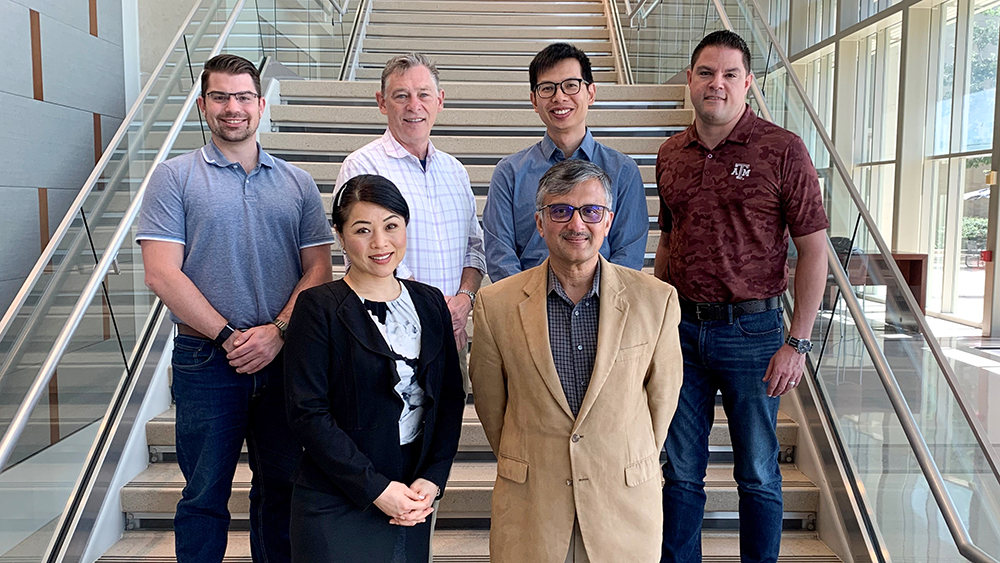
top-left (284, 175), bottom-right (465, 563)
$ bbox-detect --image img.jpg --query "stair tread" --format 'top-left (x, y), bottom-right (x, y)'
top-left (292, 162), bottom-right (658, 184)
top-left (278, 80), bottom-right (687, 102)
top-left (261, 132), bottom-right (667, 156)
top-left (124, 458), bottom-right (815, 492)
top-left (147, 404), bottom-right (798, 448)
top-left (98, 530), bottom-right (839, 561)
top-left (270, 105), bottom-right (694, 128)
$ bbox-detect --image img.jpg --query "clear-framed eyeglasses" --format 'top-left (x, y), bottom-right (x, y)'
top-left (538, 204), bottom-right (609, 223)
top-left (533, 78), bottom-right (589, 99)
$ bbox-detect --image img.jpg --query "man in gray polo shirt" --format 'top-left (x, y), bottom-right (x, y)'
top-left (137, 55), bottom-right (334, 563)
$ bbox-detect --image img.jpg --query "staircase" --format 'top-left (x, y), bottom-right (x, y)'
top-left (99, 81), bottom-right (838, 563)
top-left (349, 0), bottom-right (617, 83)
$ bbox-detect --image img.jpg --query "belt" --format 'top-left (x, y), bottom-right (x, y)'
top-left (679, 296), bottom-right (781, 321)
top-left (176, 324), bottom-right (210, 340)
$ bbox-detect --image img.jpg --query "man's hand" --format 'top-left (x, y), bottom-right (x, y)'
top-left (227, 324), bottom-right (283, 374)
top-left (444, 293), bottom-right (472, 351)
top-left (762, 344), bottom-right (805, 397)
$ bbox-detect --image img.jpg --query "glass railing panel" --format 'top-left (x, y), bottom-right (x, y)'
top-left (0, 1), bottom-right (244, 559)
top-left (619, 0), bottom-right (729, 84)
top-left (0, 1), bottom-right (231, 439)
top-left (250, 0), bottom-right (356, 80)
top-left (717, 0), bottom-right (1000, 558)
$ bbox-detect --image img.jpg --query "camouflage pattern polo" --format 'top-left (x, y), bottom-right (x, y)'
top-left (656, 105), bottom-right (829, 303)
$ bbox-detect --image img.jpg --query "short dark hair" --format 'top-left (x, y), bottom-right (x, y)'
top-left (332, 174), bottom-right (410, 232)
top-left (691, 30), bottom-right (752, 74)
top-left (529, 43), bottom-right (594, 91)
top-left (201, 54), bottom-right (261, 97)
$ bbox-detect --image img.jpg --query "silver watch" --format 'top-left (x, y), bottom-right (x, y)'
top-left (457, 289), bottom-right (476, 308)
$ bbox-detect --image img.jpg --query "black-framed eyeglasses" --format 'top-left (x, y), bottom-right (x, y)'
top-left (204, 91), bottom-right (260, 104)
top-left (533, 78), bottom-right (589, 99)
top-left (538, 204), bottom-right (609, 223)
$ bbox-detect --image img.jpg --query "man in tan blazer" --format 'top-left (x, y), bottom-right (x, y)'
top-left (470, 159), bottom-right (683, 562)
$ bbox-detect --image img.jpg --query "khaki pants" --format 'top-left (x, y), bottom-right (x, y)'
top-left (564, 518), bottom-right (589, 563)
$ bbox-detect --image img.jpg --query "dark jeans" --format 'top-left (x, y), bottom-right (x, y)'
top-left (172, 335), bottom-right (300, 563)
top-left (661, 309), bottom-right (785, 563)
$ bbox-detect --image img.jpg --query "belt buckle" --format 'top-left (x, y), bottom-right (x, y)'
top-left (695, 303), bottom-right (714, 321)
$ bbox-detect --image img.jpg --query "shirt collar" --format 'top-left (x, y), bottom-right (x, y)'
top-left (683, 104), bottom-right (757, 149)
top-left (380, 129), bottom-right (436, 163)
top-left (547, 260), bottom-right (602, 305)
top-left (200, 140), bottom-right (274, 169)
top-left (541, 129), bottom-right (596, 162)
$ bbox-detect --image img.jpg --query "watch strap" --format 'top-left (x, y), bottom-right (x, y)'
top-left (458, 289), bottom-right (476, 308)
top-left (272, 319), bottom-right (288, 339)
top-left (214, 323), bottom-right (236, 348)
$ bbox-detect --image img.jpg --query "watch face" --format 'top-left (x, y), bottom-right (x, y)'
top-left (797, 339), bottom-right (813, 353)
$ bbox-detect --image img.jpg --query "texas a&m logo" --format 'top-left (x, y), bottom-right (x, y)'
top-left (731, 163), bottom-right (751, 180)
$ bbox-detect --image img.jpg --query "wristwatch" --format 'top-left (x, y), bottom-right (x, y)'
top-left (458, 289), bottom-right (477, 308)
top-left (214, 323), bottom-right (236, 348)
top-left (272, 319), bottom-right (288, 339)
top-left (786, 335), bottom-right (813, 354)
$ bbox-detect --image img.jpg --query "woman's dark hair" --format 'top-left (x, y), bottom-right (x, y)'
top-left (332, 174), bottom-right (410, 232)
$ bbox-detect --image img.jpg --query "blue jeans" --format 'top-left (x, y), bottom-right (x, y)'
top-left (661, 309), bottom-right (784, 563)
top-left (171, 335), bottom-right (300, 563)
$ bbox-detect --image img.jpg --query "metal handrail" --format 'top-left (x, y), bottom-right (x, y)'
top-left (710, 0), bottom-right (1000, 560)
top-left (0, 0), bottom-right (249, 474)
top-left (627, 0), bottom-right (660, 22)
top-left (825, 241), bottom-right (997, 563)
top-left (338, 0), bottom-right (373, 81)
top-left (604, 0), bottom-right (634, 84)
top-left (0, 0), bottom-right (224, 382)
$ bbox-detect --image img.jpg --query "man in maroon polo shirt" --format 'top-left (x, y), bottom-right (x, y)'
top-left (655, 31), bottom-right (829, 563)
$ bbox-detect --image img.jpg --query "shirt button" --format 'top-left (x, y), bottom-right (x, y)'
top-left (574, 311), bottom-right (580, 316)
top-left (577, 344), bottom-right (583, 351)
top-left (566, 479), bottom-right (573, 486)
top-left (707, 154), bottom-right (713, 159)
top-left (571, 434), bottom-right (581, 443)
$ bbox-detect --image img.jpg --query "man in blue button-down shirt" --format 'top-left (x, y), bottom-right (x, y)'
top-left (482, 43), bottom-right (648, 282)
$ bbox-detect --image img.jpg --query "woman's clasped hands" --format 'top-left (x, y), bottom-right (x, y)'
top-left (373, 478), bottom-right (439, 526)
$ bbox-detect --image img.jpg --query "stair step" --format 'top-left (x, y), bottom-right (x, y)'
top-left (357, 52), bottom-right (615, 71)
top-left (368, 12), bottom-right (608, 26)
top-left (261, 133), bottom-right (666, 157)
top-left (362, 38), bottom-right (611, 55)
top-left (119, 459), bottom-right (817, 521)
top-left (374, 1), bottom-right (605, 14)
top-left (351, 68), bottom-right (618, 83)
top-left (270, 105), bottom-right (693, 129)
top-left (364, 24), bottom-right (610, 40)
top-left (97, 529), bottom-right (840, 562)
top-left (292, 162), bottom-right (657, 185)
top-left (147, 403), bottom-right (795, 452)
top-left (278, 80), bottom-right (687, 103)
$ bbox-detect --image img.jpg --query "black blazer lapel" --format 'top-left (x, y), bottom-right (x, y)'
top-left (336, 289), bottom-right (398, 361)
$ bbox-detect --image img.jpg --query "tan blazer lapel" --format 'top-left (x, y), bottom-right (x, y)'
top-left (518, 261), bottom-right (575, 421)
top-left (574, 258), bottom-right (629, 430)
